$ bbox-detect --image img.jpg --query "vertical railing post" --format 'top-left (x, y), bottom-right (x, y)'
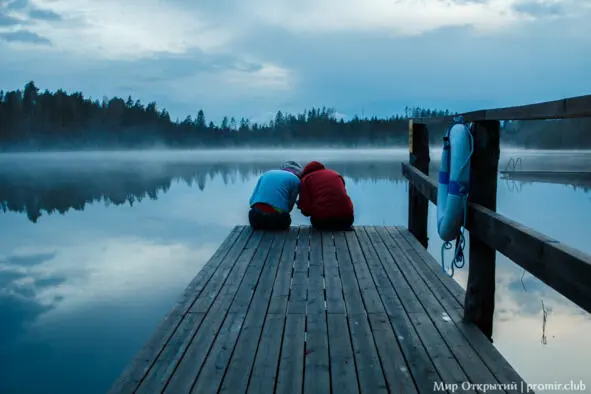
top-left (464, 120), bottom-right (500, 341)
top-left (408, 120), bottom-right (430, 248)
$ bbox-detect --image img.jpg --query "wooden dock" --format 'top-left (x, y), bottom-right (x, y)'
top-left (109, 94), bottom-right (591, 394)
top-left (109, 225), bottom-right (526, 394)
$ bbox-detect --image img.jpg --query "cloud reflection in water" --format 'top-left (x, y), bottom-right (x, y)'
top-left (0, 149), bottom-right (590, 393)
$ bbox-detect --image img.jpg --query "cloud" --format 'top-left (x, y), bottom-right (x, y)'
top-left (0, 29), bottom-right (50, 44)
top-left (0, 291), bottom-right (51, 348)
top-left (28, 9), bottom-right (61, 21)
top-left (1, 235), bottom-right (218, 324)
top-left (243, 0), bottom-right (520, 35)
top-left (24, 0), bottom-right (234, 60)
top-left (452, 0), bottom-right (490, 3)
top-left (0, 270), bottom-right (26, 288)
top-left (0, 13), bottom-right (21, 26)
top-left (0, 0), bottom-right (590, 122)
top-left (3, 252), bottom-right (57, 266)
top-left (512, 0), bottom-right (564, 17)
top-left (4, 0), bottom-right (28, 10)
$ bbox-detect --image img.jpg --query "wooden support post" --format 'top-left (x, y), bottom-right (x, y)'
top-left (408, 121), bottom-right (430, 248)
top-left (464, 120), bottom-right (500, 342)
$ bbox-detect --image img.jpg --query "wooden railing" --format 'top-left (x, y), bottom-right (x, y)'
top-left (404, 94), bottom-right (591, 341)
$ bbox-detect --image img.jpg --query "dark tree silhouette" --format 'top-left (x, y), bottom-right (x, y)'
top-left (1, 81), bottom-right (588, 151)
top-left (0, 81), bottom-right (458, 151)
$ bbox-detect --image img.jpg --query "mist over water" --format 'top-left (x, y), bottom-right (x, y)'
top-left (1, 148), bottom-right (590, 394)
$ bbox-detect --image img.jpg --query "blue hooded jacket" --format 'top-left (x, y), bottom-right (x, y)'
top-left (249, 169), bottom-right (300, 213)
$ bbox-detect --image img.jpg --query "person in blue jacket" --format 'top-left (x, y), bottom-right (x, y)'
top-left (248, 161), bottom-right (302, 229)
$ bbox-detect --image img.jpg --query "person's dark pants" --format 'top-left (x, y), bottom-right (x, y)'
top-left (311, 216), bottom-right (354, 231)
top-left (249, 207), bottom-right (291, 230)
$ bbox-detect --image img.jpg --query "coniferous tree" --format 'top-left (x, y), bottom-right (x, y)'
top-left (1, 80), bottom-right (584, 151)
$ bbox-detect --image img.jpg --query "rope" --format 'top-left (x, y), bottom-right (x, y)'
top-left (440, 116), bottom-right (473, 278)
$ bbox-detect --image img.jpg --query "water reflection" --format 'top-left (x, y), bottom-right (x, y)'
top-left (0, 150), bottom-right (416, 223)
top-left (501, 172), bottom-right (591, 193)
top-left (0, 150), bottom-right (590, 394)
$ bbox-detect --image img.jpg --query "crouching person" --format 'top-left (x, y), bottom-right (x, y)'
top-left (248, 161), bottom-right (302, 230)
top-left (297, 161), bottom-right (354, 230)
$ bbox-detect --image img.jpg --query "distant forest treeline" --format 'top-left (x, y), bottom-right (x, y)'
top-left (0, 81), bottom-right (451, 150)
top-left (0, 81), bottom-right (590, 150)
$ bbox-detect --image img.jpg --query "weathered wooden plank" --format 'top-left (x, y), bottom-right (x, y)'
top-left (367, 313), bottom-right (423, 394)
top-left (411, 311), bottom-right (476, 393)
top-left (345, 231), bottom-right (405, 317)
top-left (402, 161), bottom-right (591, 316)
top-left (391, 227), bottom-right (526, 393)
top-left (246, 314), bottom-right (285, 394)
top-left (478, 94), bottom-right (591, 121)
top-left (268, 228), bottom-right (299, 315)
top-left (412, 93), bottom-right (591, 122)
top-left (228, 234), bottom-right (275, 314)
top-left (304, 229), bottom-right (331, 393)
top-left (307, 264), bottom-right (325, 315)
top-left (401, 162), bottom-right (438, 204)
top-left (360, 288), bottom-right (384, 315)
top-left (191, 228), bottom-right (261, 313)
top-left (178, 226), bottom-right (248, 312)
top-left (288, 228), bottom-right (309, 315)
top-left (341, 229), bottom-right (434, 394)
top-left (189, 232), bottom-right (278, 394)
top-left (304, 313), bottom-right (331, 394)
top-left (135, 313), bottom-right (205, 394)
top-left (355, 227), bottom-right (471, 390)
top-left (247, 229), bottom-right (297, 393)
top-left (334, 232), bottom-right (366, 315)
top-left (108, 226), bottom-right (248, 394)
top-left (309, 228), bottom-right (323, 266)
top-left (294, 226), bottom-right (310, 273)
top-left (347, 314), bottom-right (389, 394)
top-left (289, 270), bottom-right (308, 315)
top-left (356, 228), bottom-right (422, 315)
top-left (371, 227), bottom-right (501, 390)
top-left (408, 121), bottom-right (430, 248)
top-left (469, 204), bottom-right (591, 315)
top-left (163, 231), bottom-right (265, 393)
top-left (396, 226), bottom-right (465, 307)
top-left (322, 232), bottom-right (338, 270)
top-left (323, 232), bottom-right (347, 314)
top-left (219, 231), bottom-right (288, 394)
top-left (345, 233), bottom-right (374, 292)
top-left (190, 312), bottom-right (246, 394)
top-left (346, 230), bottom-right (430, 393)
top-left (276, 314), bottom-right (306, 394)
top-left (327, 314), bottom-right (359, 394)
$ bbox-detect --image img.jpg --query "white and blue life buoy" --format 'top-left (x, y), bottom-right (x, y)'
top-left (437, 117), bottom-right (474, 276)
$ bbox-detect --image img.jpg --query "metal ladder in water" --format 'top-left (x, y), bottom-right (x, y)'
top-left (504, 156), bottom-right (523, 192)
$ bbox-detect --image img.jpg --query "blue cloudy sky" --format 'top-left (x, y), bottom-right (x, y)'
top-left (0, 0), bottom-right (590, 123)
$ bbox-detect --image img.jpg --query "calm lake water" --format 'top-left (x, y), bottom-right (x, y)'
top-left (1, 148), bottom-right (590, 394)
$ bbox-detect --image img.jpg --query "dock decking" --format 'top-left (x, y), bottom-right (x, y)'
top-left (109, 225), bottom-right (527, 394)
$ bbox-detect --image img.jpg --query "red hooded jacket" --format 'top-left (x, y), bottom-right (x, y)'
top-left (298, 161), bottom-right (354, 219)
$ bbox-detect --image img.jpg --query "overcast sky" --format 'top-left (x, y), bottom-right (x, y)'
top-left (0, 0), bottom-right (590, 123)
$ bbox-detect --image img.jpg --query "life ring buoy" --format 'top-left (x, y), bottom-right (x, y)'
top-left (437, 120), bottom-right (473, 242)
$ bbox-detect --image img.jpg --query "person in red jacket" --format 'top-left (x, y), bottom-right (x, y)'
top-left (297, 161), bottom-right (354, 230)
